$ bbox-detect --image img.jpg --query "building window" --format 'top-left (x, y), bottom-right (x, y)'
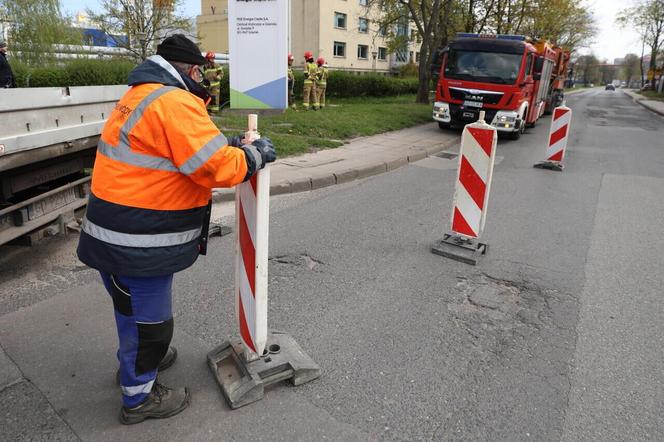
top-left (409, 51), bottom-right (414, 63)
top-left (378, 47), bottom-right (387, 61)
top-left (357, 44), bottom-right (368, 60)
top-left (396, 23), bottom-right (408, 37)
top-left (359, 0), bottom-right (367, 5)
top-left (359, 17), bottom-right (368, 33)
top-left (334, 12), bottom-right (347, 29)
top-left (334, 41), bottom-right (346, 57)
top-left (415, 52), bottom-right (420, 63)
top-left (395, 49), bottom-right (408, 63)
top-left (378, 24), bottom-right (387, 36)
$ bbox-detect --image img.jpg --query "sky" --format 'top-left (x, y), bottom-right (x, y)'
top-left (60, 0), bottom-right (644, 63)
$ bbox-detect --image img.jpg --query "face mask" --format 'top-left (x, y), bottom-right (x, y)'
top-left (181, 72), bottom-right (212, 103)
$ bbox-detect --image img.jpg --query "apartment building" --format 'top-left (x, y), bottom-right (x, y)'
top-left (197, 0), bottom-right (229, 54)
top-left (197, 0), bottom-right (419, 73)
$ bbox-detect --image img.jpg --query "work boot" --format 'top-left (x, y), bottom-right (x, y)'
top-left (119, 381), bottom-right (190, 425)
top-left (115, 346), bottom-right (178, 385)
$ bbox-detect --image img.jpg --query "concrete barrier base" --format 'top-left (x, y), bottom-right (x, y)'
top-left (207, 331), bottom-right (321, 409)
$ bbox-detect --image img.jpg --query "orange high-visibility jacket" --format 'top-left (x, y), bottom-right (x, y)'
top-left (77, 55), bottom-right (249, 277)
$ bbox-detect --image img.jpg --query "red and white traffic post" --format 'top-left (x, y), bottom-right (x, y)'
top-left (208, 0), bottom-right (319, 410)
top-left (534, 103), bottom-right (572, 171)
top-left (235, 114), bottom-right (269, 360)
top-left (208, 115), bottom-right (320, 410)
top-left (432, 111), bottom-right (497, 265)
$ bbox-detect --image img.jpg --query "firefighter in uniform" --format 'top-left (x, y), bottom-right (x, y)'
top-left (203, 51), bottom-right (223, 114)
top-left (287, 53), bottom-right (296, 109)
top-left (315, 57), bottom-right (328, 109)
top-left (76, 34), bottom-right (276, 425)
top-left (302, 51), bottom-right (319, 110)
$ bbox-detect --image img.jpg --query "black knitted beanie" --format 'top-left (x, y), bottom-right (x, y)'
top-left (157, 34), bottom-right (206, 65)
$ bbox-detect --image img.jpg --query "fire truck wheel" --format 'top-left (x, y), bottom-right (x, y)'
top-left (510, 120), bottom-right (525, 140)
top-left (438, 122), bottom-right (451, 130)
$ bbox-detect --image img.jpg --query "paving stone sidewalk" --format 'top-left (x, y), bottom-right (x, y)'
top-left (213, 122), bottom-right (460, 202)
top-left (623, 89), bottom-right (664, 116)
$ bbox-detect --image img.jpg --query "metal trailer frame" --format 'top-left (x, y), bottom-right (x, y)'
top-left (0, 85), bottom-right (126, 246)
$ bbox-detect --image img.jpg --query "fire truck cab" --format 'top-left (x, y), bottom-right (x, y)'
top-left (433, 33), bottom-right (567, 140)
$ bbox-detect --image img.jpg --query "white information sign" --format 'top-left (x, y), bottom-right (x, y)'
top-left (228, 0), bottom-right (288, 109)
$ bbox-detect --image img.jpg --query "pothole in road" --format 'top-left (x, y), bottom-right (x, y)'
top-left (269, 253), bottom-right (324, 271)
top-left (435, 151), bottom-right (458, 160)
top-left (447, 274), bottom-right (551, 346)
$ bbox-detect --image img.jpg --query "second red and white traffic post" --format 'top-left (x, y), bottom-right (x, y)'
top-left (432, 111), bottom-right (498, 265)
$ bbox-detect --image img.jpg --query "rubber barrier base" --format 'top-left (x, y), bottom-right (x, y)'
top-left (533, 161), bottom-right (564, 172)
top-left (207, 331), bottom-right (321, 409)
top-left (431, 233), bottom-right (488, 265)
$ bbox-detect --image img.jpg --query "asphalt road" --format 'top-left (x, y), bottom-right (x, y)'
top-left (1, 88), bottom-right (663, 441)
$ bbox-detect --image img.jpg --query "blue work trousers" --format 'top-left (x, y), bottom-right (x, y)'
top-left (100, 272), bottom-right (174, 408)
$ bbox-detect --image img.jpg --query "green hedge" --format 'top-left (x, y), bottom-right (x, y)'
top-left (14, 59), bottom-right (135, 88)
top-left (14, 60), bottom-right (419, 99)
top-left (290, 71), bottom-right (418, 98)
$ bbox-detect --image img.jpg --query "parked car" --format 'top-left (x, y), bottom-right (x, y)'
top-left (605, 84), bottom-right (615, 91)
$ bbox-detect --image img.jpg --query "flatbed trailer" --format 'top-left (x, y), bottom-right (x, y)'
top-left (0, 86), bottom-right (127, 246)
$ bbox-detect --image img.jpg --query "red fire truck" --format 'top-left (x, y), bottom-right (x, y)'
top-left (432, 33), bottom-right (570, 139)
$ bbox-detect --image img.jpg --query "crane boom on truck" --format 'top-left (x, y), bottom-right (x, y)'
top-left (432, 33), bottom-right (570, 140)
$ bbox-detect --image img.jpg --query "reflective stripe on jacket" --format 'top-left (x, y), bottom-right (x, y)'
top-left (77, 55), bottom-right (248, 277)
top-left (204, 64), bottom-right (223, 88)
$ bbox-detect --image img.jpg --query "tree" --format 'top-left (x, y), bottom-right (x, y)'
top-left (367, 0), bottom-right (449, 104)
top-left (622, 53), bottom-right (641, 86)
top-left (574, 54), bottom-right (600, 86)
top-left (598, 60), bottom-right (616, 85)
top-left (365, 0), bottom-right (597, 104)
top-left (0, 0), bottom-right (82, 65)
top-left (618, 0), bottom-right (664, 88)
top-left (86, 0), bottom-right (193, 61)
top-left (483, 0), bottom-right (596, 52)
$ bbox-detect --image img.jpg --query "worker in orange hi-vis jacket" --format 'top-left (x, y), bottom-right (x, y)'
top-left (76, 34), bottom-right (276, 425)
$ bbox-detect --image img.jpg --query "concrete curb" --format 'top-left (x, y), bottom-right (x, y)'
top-left (623, 90), bottom-right (664, 117)
top-left (211, 136), bottom-right (459, 203)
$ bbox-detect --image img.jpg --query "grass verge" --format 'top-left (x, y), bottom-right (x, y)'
top-left (212, 95), bottom-right (432, 157)
top-left (636, 90), bottom-right (664, 102)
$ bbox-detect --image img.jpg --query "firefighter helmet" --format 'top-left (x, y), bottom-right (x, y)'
top-left (304, 50), bottom-right (313, 59)
top-left (205, 51), bottom-right (215, 60)
top-left (317, 57), bottom-right (325, 66)
top-left (288, 53), bottom-right (294, 62)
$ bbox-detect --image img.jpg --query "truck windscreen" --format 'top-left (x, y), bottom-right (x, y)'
top-left (445, 50), bottom-right (523, 85)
